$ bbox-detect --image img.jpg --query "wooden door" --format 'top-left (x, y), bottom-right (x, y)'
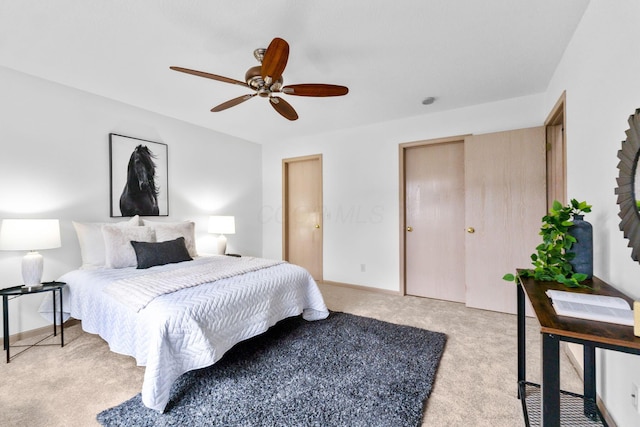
top-left (283, 155), bottom-right (323, 281)
top-left (464, 127), bottom-right (546, 314)
top-left (403, 140), bottom-right (466, 302)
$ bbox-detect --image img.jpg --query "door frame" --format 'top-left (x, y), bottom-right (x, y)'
top-left (398, 135), bottom-right (469, 295)
top-left (282, 154), bottom-right (323, 280)
top-left (545, 91), bottom-right (567, 208)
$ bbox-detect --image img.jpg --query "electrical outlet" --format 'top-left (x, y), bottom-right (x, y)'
top-left (360, 264), bottom-right (366, 272)
top-left (632, 383), bottom-right (639, 412)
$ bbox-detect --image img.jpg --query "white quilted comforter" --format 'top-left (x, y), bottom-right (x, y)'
top-left (104, 256), bottom-right (284, 312)
top-left (51, 256), bottom-right (329, 412)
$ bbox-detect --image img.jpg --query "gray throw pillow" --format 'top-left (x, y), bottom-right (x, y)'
top-left (130, 237), bottom-right (192, 269)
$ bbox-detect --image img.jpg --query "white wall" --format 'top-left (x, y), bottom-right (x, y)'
top-left (545, 1), bottom-right (640, 425)
top-left (0, 66), bottom-right (262, 337)
top-left (262, 93), bottom-right (548, 290)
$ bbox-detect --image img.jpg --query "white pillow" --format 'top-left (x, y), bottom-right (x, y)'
top-left (73, 216), bottom-right (141, 269)
top-left (142, 220), bottom-right (198, 257)
top-left (102, 224), bottom-right (155, 269)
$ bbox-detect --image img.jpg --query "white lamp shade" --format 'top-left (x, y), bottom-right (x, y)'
top-left (208, 216), bottom-right (236, 235)
top-left (0, 219), bottom-right (61, 287)
top-left (0, 219), bottom-right (61, 250)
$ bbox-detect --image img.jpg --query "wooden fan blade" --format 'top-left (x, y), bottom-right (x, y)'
top-left (282, 84), bottom-right (349, 97)
top-left (170, 66), bottom-right (251, 89)
top-left (261, 38), bottom-right (289, 85)
top-left (270, 96), bottom-right (298, 121)
top-left (211, 93), bottom-right (257, 112)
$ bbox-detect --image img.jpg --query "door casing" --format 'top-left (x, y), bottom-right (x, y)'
top-left (545, 91), bottom-right (567, 208)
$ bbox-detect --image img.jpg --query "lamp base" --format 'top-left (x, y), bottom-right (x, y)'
top-left (216, 235), bottom-right (228, 255)
top-left (22, 251), bottom-right (44, 287)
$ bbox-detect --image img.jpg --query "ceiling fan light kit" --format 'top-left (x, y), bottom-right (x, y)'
top-left (170, 37), bottom-right (349, 121)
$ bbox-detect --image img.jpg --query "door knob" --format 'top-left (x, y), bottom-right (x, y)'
top-left (407, 226), bottom-right (413, 232)
top-left (467, 227), bottom-right (475, 233)
top-left (315, 224), bottom-right (320, 229)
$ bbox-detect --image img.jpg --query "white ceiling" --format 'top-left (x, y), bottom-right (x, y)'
top-left (0, 0), bottom-right (590, 144)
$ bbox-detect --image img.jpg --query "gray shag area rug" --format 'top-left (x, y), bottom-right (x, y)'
top-left (97, 312), bottom-right (447, 427)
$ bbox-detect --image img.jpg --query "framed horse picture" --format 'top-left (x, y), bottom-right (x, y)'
top-left (109, 134), bottom-right (169, 217)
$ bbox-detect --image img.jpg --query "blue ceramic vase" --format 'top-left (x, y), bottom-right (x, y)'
top-left (567, 214), bottom-right (593, 279)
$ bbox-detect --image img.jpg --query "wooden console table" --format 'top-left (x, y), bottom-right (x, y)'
top-left (517, 271), bottom-right (640, 426)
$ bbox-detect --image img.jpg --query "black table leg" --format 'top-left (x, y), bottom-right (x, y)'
top-left (517, 281), bottom-right (526, 398)
top-left (583, 343), bottom-right (597, 419)
top-left (541, 333), bottom-right (560, 427)
top-left (3, 295), bottom-right (8, 363)
top-left (52, 288), bottom-right (57, 338)
top-left (59, 288), bottom-right (64, 347)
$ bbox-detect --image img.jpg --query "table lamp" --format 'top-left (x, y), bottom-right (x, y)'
top-left (0, 219), bottom-right (61, 289)
top-left (208, 216), bottom-right (235, 255)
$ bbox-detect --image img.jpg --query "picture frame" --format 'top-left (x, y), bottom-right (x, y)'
top-left (109, 133), bottom-right (169, 217)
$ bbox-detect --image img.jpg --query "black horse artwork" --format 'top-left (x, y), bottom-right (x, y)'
top-left (120, 145), bottom-right (160, 216)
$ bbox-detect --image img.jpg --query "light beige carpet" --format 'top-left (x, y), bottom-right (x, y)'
top-left (0, 283), bottom-right (583, 427)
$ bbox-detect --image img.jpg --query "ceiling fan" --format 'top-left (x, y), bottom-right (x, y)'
top-left (170, 37), bottom-right (349, 121)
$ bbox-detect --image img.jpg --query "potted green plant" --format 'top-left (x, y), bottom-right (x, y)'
top-left (503, 199), bottom-right (592, 288)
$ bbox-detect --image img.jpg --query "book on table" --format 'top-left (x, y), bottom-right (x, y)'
top-left (545, 290), bottom-right (634, 326)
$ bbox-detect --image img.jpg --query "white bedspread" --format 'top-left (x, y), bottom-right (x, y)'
top-left (104, 256), bottom-right (283, 312)
top-left (43, 256), bottom-right (329, 412)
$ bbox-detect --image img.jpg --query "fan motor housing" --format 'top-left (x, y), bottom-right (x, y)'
top-left (245, 65), bottom-right (283, 95)
top-left (245, 66), bottom-right (263, 89)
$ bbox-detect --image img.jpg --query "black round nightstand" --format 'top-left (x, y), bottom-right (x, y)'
top-left (0, 281), bottom-right (66, 362)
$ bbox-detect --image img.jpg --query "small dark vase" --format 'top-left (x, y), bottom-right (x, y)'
top-left (567, 214), bottom-right (593, 279)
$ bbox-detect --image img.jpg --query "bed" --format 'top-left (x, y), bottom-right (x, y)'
top-left (39, 217), bottom-right (329, 412)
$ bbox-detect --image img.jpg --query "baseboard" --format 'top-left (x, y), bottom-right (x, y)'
top-left (0, 319), bottom-right (79, 346)
top-left (564, 343), bottom-right (617, 427)
top-left (319, 280), bottom-right (402, 296)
